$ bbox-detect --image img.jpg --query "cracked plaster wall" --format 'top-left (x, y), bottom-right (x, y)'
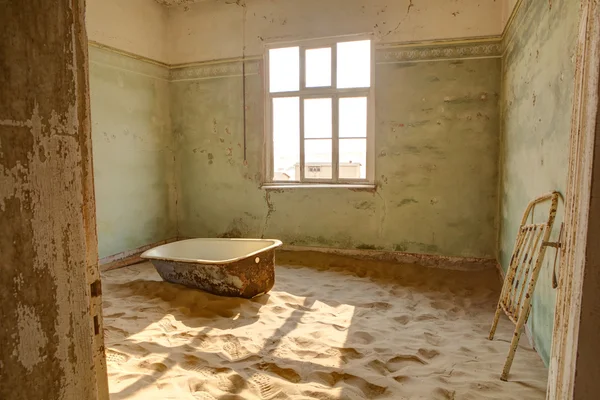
top-left (1, 0), bottom-right (103, 398)
top-left (89, 47), bottom-right (177, 259)
top-left (171, 56), bottom-right (500, 257)
top-left (167, 0), bottom-right (504, 64)
top-left (87, 0), bottom-right (169, 63)
top-left (86, 0), bottom-right (503, 259)
top-left (498, 0), bottom-right (579, 366)
top-left (86, 0), bottom-right (176, 259)
top-left (166, 0), bottom-right (502, 256)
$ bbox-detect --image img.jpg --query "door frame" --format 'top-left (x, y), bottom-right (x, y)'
top-left (547, 1), bottom-right (600, 398)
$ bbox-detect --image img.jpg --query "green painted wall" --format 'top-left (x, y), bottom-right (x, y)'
top-left (89, 1), bottom-right (582, 365)
top-left (499, 0), bottom-right (579, 365)
top-left (89, 46), bottom-right (177, 258)
top-left (171, 52), bottom-right (500, 258)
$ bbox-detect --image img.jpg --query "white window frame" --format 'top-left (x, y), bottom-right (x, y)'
top-left (264, 34), bottom-right (375, 186)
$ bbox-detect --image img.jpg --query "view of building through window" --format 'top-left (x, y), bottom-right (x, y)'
top-left (269, 39), bottom-right (371, 182)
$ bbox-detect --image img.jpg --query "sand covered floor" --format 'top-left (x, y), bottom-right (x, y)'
top-left (102, 253), bottom-right (548, 400)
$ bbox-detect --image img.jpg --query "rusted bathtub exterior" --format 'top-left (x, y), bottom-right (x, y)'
top-left (141, 239), bottom-right (282, 298)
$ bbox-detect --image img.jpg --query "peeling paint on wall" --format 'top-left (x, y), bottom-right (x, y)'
top-left (171, 47), bottom-right (500, 258)
top-left (87, 0), bottom-right (169, 63)
top-left (89, 46), bottom-right (177, 258)
top-left (499, 0), bottom-right (579, 366)
top-left (0, 1), bottom-right (103, 398)
top-left (15, 304), bottom-right (48, 373)
top-left (166, 0), bottom-right (504, 65)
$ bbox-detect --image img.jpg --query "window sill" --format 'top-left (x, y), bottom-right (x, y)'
top-left (262, 183), bottom-right (377, 191)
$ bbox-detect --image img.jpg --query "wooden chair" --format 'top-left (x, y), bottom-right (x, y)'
top-left (489, 192), bottom-right (561, 381)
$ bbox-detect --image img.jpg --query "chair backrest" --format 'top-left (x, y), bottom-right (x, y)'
top-left (500, 192), bottom-right (560, 324)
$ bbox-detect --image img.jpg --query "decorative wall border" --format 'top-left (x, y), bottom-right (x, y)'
top-left (170, 58), bottom-right (261, 81)
top-left (90, 35), bottom-right (505, 83)
top-left (376, 38), bottom-right (502, 63)
top-left (88, 42), bottom-right (170, 80)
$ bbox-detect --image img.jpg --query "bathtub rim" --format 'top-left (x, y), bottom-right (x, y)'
top-left (140, 238), bottom-right (283, 265)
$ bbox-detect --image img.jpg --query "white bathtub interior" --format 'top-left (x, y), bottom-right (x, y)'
top-left (141, 238), bottom-right (282, 263)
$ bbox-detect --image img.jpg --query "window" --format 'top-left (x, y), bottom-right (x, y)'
top-left (266, 36), bottom-right (374, 185)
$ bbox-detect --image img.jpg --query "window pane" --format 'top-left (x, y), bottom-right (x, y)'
top-left (273, 97), bottom-right (299, 181)
top-left (304, 98), bottom-right (332, 138)
top-left (306, 47), bottom-right (331, 87)
top-left (269, 47), bottom-right (299, 93)
top-left (337, 40), bottom-right (371, 89)
top-left (339, 97), bottom-right (367, 138)
top-left (339, 138), bottom-right (366, 179)
top-left (304, 139), bottom-right (332, 180)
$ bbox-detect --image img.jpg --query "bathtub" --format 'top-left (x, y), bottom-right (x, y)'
top-left (141, 238), bottom-right (283, 298)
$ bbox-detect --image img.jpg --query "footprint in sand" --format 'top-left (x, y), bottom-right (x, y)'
top-left (469, 381), bottom-right (502, 392)
top-left (255, 362), bottom-right (302, 383)
top-left (285, 303), bottom-right (315, 312)
top-left (158, 317), bottom-right (178, 333)
top-left (393, 374), bottom-right (412, 384)
top-left (301, 389), bottom-right (337, 400)
top-left (186, 366), bottom-right (232, 393)
top-left (424, 331), bottom-right (443, 346)
top-left (393, 315), bottom-right (411, 325)
top-left (418, 348), bottom-right (440, 359)
top-left (223, 340), bottom-right (249, 360)
top-left (218, 373), bottom-right (246, 393)
top-left (350, 331), bottom-right (376, 345)
top-left (360, 301), bottom-right (392, 310)
top-left (278, 293), bottom-right (300, 303)
top-left (294, 349), bottom-right (323, 360)
top-left (116, 343), bottom-right (151, 358)
top-left (387, 354), bottom-right (427, 372)
top-left (309, 330), bottom-right (324, 339)
top-left (181, 354), bottom-right (208, 373)
top-left (308, 370), bottom-right (338, 387)
top-left (415, 313), bottom-right (438, 321)
top-left (249, 372), bottom-right (283, 399)
top-left (191, 390), bottom-right (217, 400)
top-left (269, 305), bottom-right (288, 315)
top-left (433, 387), bottom-right (457, 400)
top-left (138, 360), bottom-right (168, 372)
top-left (330, 372), bottom-right (388, 398)
top-left (103, 326), bottom-right (129, 343)
top-left (367, 359), bottom-right (389, 375)
top-left (172, 331), bottom-right (194, 339)
top-left (105, 349), bottom-right (129, 364)
top-left (338, 347), bottom-right (363, 362)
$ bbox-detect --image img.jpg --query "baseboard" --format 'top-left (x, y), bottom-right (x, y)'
top-left (100, 239), bottom-right (497, 272)
top-left (494, 263), bottom-right (536, 349)
top-left (99, 237), bottom-right (179, 272)
top-left (281, 245), bottom-right (496, 271)
top-left (495, 262), bottom-right (506, 281)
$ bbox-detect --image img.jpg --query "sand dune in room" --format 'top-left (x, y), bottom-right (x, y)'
top-left (102, 253), bottom-right (547, 400)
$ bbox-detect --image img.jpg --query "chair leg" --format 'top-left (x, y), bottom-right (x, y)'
top-left (500, 318), bottom-right (527, 381)
top-left (489, 304), bottom-right (502, 340)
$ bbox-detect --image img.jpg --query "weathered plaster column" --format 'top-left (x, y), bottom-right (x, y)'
top-left (0, 1), bottom-right (107, 399)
